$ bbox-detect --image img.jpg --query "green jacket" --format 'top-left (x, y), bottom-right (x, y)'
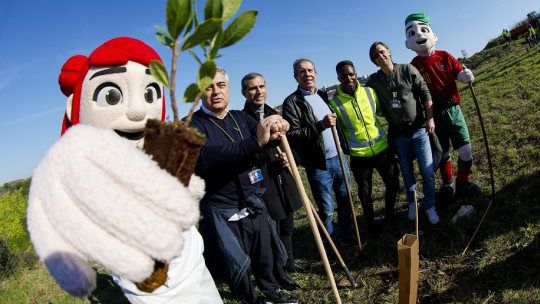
top-left (329, 83), bottom-right (388, 158)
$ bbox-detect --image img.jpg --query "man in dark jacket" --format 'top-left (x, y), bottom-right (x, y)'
top-left (282, 59), bottom-right (354, 245)
top-left (241, 73), bottom-right (303, 278)
top-left (189, 68), bottom-right (298, 304)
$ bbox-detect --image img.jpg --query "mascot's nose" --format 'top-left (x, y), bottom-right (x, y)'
top-left (126, 110), bottom-right (146, 122)
top-left (126, 96), bottom-right (147, 122)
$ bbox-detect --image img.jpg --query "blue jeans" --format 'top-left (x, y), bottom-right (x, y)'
top-left (394, 129), bottom-right (435, 210)
top-left (306, 156), bottom-right (352, 239)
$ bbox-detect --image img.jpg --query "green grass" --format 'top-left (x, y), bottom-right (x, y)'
top-left (1, 41), bottom-right (539, 303)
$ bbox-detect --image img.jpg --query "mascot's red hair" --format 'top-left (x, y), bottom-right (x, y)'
top-left (59, 37), bottom-right (166, 134)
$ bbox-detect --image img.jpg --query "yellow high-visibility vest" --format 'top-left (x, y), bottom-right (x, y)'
top-left (329, 83), bottom-right (388, 157)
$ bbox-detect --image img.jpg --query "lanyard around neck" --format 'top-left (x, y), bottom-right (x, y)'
top-left (208, 112), bottom-right (244, 142)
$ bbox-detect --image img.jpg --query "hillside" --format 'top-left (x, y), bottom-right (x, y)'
top-left (0, 40), bottom-right (539, 303)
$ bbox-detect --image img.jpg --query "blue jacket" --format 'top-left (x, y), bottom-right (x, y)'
top-left (190, 109), bottom-right (287, 291)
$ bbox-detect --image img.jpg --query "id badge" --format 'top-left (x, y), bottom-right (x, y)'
top-left (248, 168), bottom-right (263, 184)
top-left (391, 91), bottom-right (401, 109)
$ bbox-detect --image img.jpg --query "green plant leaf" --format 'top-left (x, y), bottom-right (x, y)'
top-left (210, 30), bottom-right (223, 59)
top-left (149, 60), bottom-right (170, 88)
top-left (222, 0), bottom-right (242, 21)
top-left (189, 50), bottom-right (203, 65)
top-left (220, 10), bottom-right (257, 48)
top-left (197, 60), bottom-right (217, 92)
top-left (204, 0), bottom-right (223, 20)
top-left (183, 83), bottom-right (201, 102)
top-left (166, 0), bottom-right (192, 39)
top-left (182, 18), bottom-right (222, 50)
top-left (155, 27), bottom-right (174, 48)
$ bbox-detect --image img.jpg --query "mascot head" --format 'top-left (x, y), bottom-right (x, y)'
top-left (405, 12), bottom-right (438, 56)
top-left (58, 37), bottom-right (166, 147)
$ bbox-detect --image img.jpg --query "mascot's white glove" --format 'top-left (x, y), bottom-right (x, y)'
top-left (27, 125), bottom-right (204, 297)
top-left (457, 67), bottom-right (475, 83)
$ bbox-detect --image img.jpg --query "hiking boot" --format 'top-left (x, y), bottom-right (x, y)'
top-left (426, 207), bottom-right (440, 225)
top-left (264, 290), bottom-right (298, 304)
top-left (456, 181), bottom-right (482, 198)
top-left (408, 202), bottom-right (417, 221)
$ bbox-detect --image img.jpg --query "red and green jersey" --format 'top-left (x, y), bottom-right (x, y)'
top-left (411, 50), bottom-right (463, 106)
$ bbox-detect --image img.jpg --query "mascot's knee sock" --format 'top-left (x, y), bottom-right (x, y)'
top-left (457, 158), bottom-right (473, 184)
top-left (439, 158), bottom-right (454, 184)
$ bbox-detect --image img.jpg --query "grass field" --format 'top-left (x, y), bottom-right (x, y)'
top-left (1, 40), bottom-right (539, 303)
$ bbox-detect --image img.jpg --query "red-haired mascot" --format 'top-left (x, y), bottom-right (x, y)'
top-left (27, 37), bottom-right (222, 304)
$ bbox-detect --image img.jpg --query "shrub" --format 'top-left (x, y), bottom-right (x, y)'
top-left (0, 188), bottom-right (31, 253)
top-left (0, 237), bottom-right (19, 279)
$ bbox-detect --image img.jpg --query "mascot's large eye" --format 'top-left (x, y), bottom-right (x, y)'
top-left (93, 82), bottom-right (123, 106)
top-left (408, 30), bottom-right (415, 38)
top-left (145, 83), bottom-right (162, 103)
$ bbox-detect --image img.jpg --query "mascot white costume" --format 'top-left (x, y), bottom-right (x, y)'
top-left (405, 12), bottom-right (481, 199)
top-left (27, 37), bottom-right (222, 304)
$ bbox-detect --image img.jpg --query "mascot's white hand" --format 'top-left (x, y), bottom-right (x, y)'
top-left (27, 125), bottom-right (201, 297)
top-left (457, 68), bottom-right (475, 83)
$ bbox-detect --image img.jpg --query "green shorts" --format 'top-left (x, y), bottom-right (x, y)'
top-left (434, 105), bottom-right (470, 152)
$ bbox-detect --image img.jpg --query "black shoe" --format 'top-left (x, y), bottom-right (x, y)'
top-left (284, 261), bottom-right (307, 273)
top-left (440, 180), bottom-right (456, 196)
top-left (276, 273), bottom-right (300, 291)
top-left (456, 181), bottom-right (482, 198)
top-left (264, 290), bottom-right (299, 304)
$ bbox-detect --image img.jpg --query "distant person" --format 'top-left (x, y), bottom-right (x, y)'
top-left (282, 58), bottom-right (354, 245)
top-left (528, 25), bottom-right (538, 45)
top-left (502, 29), bottom-right (512, 44)
top-left (241, 72), bottom-right (303, 285)
top-left (190, 68), bottom-right (298, 304)
top-left (367, 42), bottom-right (440, 225)
top-left (330, 60), bottom-right (400, 236)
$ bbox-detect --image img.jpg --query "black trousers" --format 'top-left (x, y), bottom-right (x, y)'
top-left (350, 149), bottom-right (400, 224)
top-left (278, 212), bottom-right (295, 269)
top-left (226, 212), bottom-right (278, 302)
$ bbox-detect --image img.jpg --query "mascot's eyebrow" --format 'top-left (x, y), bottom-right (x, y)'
top-left (90, 67), bottom-right (127, 80)
top-left (406, 22), bottom-right (428, 32)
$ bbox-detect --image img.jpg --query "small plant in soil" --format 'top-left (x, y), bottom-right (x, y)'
top-left (138, 0), bottom-right (257, 291)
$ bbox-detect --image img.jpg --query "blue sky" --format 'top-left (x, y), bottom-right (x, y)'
top-left (1, 0), bottom-right (538, 184)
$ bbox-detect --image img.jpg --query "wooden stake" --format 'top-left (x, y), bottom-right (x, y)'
top-left (280, 136), bottom-right (342, 304)
top-left (276, 146), bottom-right (357, 287)
top-left (331, 126), bottom-right (363, 252)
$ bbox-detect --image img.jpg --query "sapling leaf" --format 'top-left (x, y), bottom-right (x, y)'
top-left (197, 60), bottom-right (217, 92)
top-left (184, 83), bottom-right (201, 102)
top-left (149, 60), bottom-right (170, 88)
top-left (166, 0), bottom-right (192, 39)
top-left (155, 29), bottom-right (174, 48)
top-left (182, 18), bottom-right (222, 50)
top-left (189, 50), bottom-right (203, 65)
top-left (220, 10), bottom-right (257, 48)
top-left (204, 0), bottom-right (223, 20)
top-left (222, 0), bottom-right (242, 21)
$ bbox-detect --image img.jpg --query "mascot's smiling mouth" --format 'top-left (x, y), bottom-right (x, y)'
top-left (114, 130), bottom-right (144, 141)
top-left (416, 38), bottom-right (427, 45)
